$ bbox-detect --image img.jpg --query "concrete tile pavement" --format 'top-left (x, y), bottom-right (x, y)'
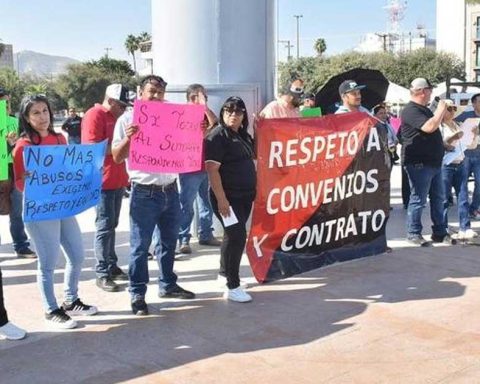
top-left (1, 164), bottom-right (480, 383)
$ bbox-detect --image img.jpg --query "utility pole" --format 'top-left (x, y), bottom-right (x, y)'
top-left (104, 47), bottom-right (112, 58)
top-left (278, 40), bottom-right (294, 61)
top-left (293, 15), bottom-right (303, 59)
top-left (375, 33), bottom-right (388, 52)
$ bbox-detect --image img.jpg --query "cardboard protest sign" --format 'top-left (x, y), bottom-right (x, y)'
top-left (130, 101), bottom-right (206, 173)
top-left (246, 113), bottom-right (390, 283)
top-left (23, 140), bottom-right (107, 222)
top-left (0, 100), bottom-right (8, 180)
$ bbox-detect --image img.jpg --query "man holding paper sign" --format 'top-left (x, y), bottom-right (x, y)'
top-left (112, 75), bottom-right (195, 316)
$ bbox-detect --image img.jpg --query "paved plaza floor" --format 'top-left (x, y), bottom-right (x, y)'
top-left (1, 164), bottom-right (480, 383)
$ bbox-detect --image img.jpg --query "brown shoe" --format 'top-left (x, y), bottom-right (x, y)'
top-left (179, 244), bottom-right (192, 254)
top-left (198, 238), bottom-right (222, 246)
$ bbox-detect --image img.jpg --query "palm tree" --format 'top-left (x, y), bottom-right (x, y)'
top-left (314, 38), bottom-right (327, 57)
top-left (124, 34), bottom-right (140, 73)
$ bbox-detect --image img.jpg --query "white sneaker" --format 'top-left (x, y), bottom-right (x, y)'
top-left (217, 275), bottom-right (248, 289)
top-left (0, 322), bottom-right (26, 340)
top-left (458, 229), bottom-right (478, 240)
top-left (223, 287), bottom-right (252, 303)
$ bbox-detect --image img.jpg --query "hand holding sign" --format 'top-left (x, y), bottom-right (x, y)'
top-left (130, 101), bottom-right (206, 173)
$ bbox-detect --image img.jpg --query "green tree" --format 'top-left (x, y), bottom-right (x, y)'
top-left (278, 49), bottom-right (465, 95)
top-left (124, 34), bottom-right (140, 73)
top-left (314, 38), bottom-right (327, 57)
top-left (0, 68), bottom-right (25, 112)
top-left (55, 58), bottom-right (135, 110)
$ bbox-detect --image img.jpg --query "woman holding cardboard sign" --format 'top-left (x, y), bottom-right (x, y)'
top-left (13, 95), bottom-right (97, 329)
top-left (205, 96), bottom-right (256, 303)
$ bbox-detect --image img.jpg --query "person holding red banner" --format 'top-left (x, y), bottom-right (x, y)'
top-left (13, 94), bottom-right (98, 329)
top-left (112, 75), bottom-right (195, 316)
top-left (259, 79), bottom-right (304, 119)
top-left (205, 96), bottom-right (256, 303)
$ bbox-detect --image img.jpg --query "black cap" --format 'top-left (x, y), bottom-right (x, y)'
top-left (303, 92), bottom-right (315, 100)
top-left (338, 80), bottom-right (366, 96)
top-left (0, 87), bottom-right (9, 98)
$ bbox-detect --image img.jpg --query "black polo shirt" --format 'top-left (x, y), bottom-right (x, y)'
top-left (400, 101), bottom-right (444, 167)
top-left (205, 125), bottom-right (256, 200)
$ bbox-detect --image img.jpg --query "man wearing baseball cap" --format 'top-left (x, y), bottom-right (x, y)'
top-left (335, 80), bottom-right (371, 114)
top-left (81, 84), bottom-right (131, 292)
top-left (259, 78), bottom-right (304, 119)
top-left (400, 77), bottom-right (454, 247)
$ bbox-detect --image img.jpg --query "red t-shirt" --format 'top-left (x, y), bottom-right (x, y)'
top-left (13, 133), bottom-right (66, 192)
top-left (81, 104), bottom-right (129, 190)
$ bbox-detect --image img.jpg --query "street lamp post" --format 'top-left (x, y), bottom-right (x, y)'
top-left (104, 47), bottom-right (112, 58)
top-left (293, 14), bottom-right (303, 59)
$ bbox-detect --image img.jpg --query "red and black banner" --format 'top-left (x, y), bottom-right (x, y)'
top-left (246, 113), bottom-right (390, 283)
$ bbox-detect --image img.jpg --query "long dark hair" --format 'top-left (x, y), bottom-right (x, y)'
top-left (18, 94), bottom-right (58, 144)
top-left (219, 96), bottom-right (249, 136)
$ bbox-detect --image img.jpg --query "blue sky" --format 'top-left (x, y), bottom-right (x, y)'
top-left (0, 0), bottom-right (436, 63)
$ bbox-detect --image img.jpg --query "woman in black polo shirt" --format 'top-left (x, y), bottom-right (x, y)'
top-left (205, 97), bottom-right (256, 303)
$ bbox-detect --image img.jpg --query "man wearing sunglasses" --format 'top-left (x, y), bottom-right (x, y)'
top-left (455, 93), bottom-right (480, 219)
top-left (82, 84), bottom-right (132, 292)
top-left (259, 79), bottom-right (304, 118)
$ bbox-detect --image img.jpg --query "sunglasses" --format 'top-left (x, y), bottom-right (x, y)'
top-left (223, 106), bottom-right (245, 115)
top-left (447, 106), bottom-right (457, 112)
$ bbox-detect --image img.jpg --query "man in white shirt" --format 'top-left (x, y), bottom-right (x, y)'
top-left (112, 75), bottom-right (195, 316)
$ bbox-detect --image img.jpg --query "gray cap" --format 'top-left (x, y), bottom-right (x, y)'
top-left (410, 78), bottom-right (433, 91)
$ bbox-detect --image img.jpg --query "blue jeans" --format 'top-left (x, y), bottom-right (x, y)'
top-left (443, 162), bottom-right (470, 231)
top-left (178, 172), bottom-right (214, 244)
top-left (9, 187), bottom-right (30, 252)
top-left (464, 153), bottom-right (480, 213)
top-left (26, 217), bottom-right (84, 313)
top-left (94, 188), bottom-right (125, 278)
top-left (129, 183), bottom-right (180, 299)
top-left (405, 164), bottom-right (446, 237)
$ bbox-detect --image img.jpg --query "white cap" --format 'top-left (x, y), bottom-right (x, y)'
top-left (105, 84), bottom-right (131, 105)
top-left (410, 78), bottom-right (433, 91)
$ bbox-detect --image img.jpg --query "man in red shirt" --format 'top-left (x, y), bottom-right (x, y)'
top-left (82, 84), bottom-right (131, 292)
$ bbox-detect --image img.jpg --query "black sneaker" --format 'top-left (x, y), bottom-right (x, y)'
top-left (96, 277), bottom-right (119, 292)
top-left (110, 266), bottom-right (128, 281)
top-left (431, 233), bottom-right (457, 245)
top-left (62, 298), bottom-right (98, 316)
top-left (406, 235), bottom-right (432, 247)
top-left (16, 247), bottom-right (37, 259)
top-left (45, 308), bottom-right (77, 329)
top-left (159, 285), bottom-right (195, 300)
top-left (131, 299), bottom-right (149, 316)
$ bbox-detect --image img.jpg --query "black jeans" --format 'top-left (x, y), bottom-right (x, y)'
top-left (0, 268), bottom-right (8, 326)
top-left (210, 192), bottom-right (253, 290)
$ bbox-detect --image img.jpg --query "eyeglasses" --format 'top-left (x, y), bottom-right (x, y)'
top-left (447, 106), bottom-right (457, 112)
top-left (223, 107), bottom-right (245, 116)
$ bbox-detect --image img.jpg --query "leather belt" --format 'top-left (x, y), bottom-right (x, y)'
top-left (133, 181), bottom-right (177, 193)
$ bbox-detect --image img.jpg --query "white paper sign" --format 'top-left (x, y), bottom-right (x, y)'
top-left (221, 206), bottom-right (239, 227)
top-left (460, 118), bottom-right (480, 149)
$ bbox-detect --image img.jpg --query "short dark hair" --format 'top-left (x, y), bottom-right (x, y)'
top-left (0, 87), bottom-right (9, 98)
top-left (139, 75), bottom-right (167, 90)
top-left (372, 103), bottom-right (386, 115)
top-left (186, 84), bottom-right (205, 101)
top-left (471, 93), bottom-right (480, 104)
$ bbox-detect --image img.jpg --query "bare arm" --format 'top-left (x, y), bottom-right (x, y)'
top-left (112, 124), bottom-right (138, 164)
top-left (205, 161), bottom-right (230, 217)
top-left (421, 100), bottom-right (447, 134)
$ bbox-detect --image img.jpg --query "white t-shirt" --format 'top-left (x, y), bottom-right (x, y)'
top-left (112, 110), bottom-right (177, 185)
